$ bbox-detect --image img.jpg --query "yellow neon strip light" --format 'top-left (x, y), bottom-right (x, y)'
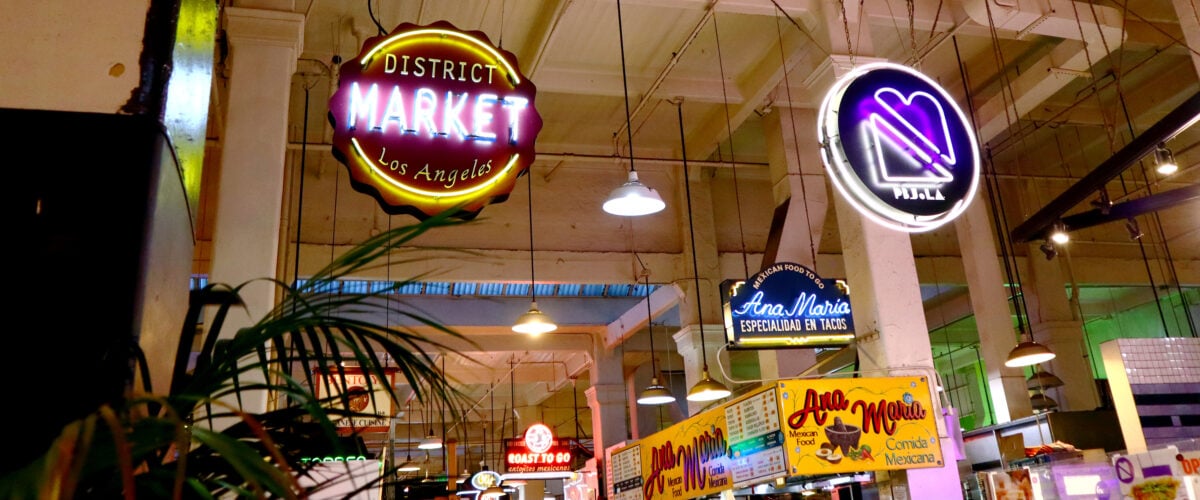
top-left (738, 334), bottom-right (855, 345)
top-left (351, 138), bottom-right (519, 198)
top-left (360, 28), bottom-right (520, 85)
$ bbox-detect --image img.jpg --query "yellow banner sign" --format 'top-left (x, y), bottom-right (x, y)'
top-left (776, 376), bottom-right (942, 475)
top-left (640, 401), bottom-right (732, 500)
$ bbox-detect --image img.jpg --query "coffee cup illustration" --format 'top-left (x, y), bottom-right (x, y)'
top-left (824, 417), bottom-right (861, 456)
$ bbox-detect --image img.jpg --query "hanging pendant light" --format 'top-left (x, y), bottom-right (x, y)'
top-left (673, 100), bottom-right (730, 403)
top-left (637, 271), bottom-right (676, 405)
top-left (418, 428), bottom-right (443, 450)
top-left (418, 379), bottom-right (443, 449)
top-left (1030, 392), bottom-right (1058, 411)
top-left (513, 169), bottom-right (557, 335)
top-left (602, 0), bottom-right (665, 217)
top-left (1005, 336), bottom-right (1056, 368)
top-left (1026, 370), bottom-right (1065, 390)
top-left (397, 401), bottom-right (421, 472)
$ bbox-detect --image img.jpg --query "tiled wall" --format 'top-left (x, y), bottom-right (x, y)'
top-left (1102, 337), bottom-right (1200, 451)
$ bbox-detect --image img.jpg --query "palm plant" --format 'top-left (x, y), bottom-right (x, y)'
top-left (1, 209), bottom-right (478, 498)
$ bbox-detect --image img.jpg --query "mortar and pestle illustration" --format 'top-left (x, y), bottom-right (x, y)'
top-left (824, 417), bottom-right (861, 456)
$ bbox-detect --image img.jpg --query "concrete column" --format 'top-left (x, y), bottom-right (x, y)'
top-left (207, 5), bottom-right (303, 414)
top-left (626, 360), bottom-right (659, 439)
top-left (1171, 0), bottom-right (1200, 74)
top-left (757, 106), bottom-right (823, 379)
top-left (672, 325), bottom-right (731, 416)
top-left (587, 337), bottom-right (629, 472)
top-left (521, 479), bottom-right (545, 500)
top-left (955, 198), bottom-right (1033, 422)
top-left (1025, 249), bottom-right (1099, 412)
top-left (834, 195), bottom-right (962, 498)
top-left (585, 384), bottom-right (627, 467)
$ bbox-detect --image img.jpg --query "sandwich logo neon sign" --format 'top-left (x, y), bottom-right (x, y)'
top-left (819, 63), bottom-right (979, 232)
top-left (329, 21), bottom-right (542, 220)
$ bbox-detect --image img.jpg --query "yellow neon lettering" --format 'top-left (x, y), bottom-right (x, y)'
top-left (384, 54), bottom-right (397, 73)
top-left (359, 28), bottom-right (520, 85)
top-left (443, 59), bottom-right (454, 80)
top-left (458, 61), bottom-right (468, 81)
top-left (413, 56), bottom-right (426, 77)
top-left (399, 55), bottom-right (409, 75)
top-left (352, 138), bottom-right (520, 198)
top-left (471, 63), bottom-right (482, 83)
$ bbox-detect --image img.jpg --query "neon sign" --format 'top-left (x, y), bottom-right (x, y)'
top-left (722, 262), bottom-right (854, 349)
top-left (505, 423), bottom-right (576, 473)
top-left (471, 470), bottom-right (502, 491)
top-left (329, 21), bottom-right (542, 220)
top-left (818, 62), bottom-right (979, 232)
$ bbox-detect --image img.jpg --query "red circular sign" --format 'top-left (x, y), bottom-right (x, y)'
top-left (329, 21), bottom-right (542, 220)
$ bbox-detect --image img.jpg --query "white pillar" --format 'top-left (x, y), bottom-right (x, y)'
top-left (672, 325), bottom-right (731, 416)
top-left (587, 337), bottom-right (629, 473)
top-left (1025, 248), bottom-right (1099, 411)
top-left (208, 5), bottom-right (303, 413)
top-left (757, 106), bottom-right (823, 379)
top-left (834, 194), bottom-right (962, 498)
top-left (955, 198), bottom-right (1033, 422)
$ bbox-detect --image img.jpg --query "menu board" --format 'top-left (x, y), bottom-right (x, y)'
top-left (776, 376), bottom-right (943, 475)
top-left (725, 386), bottom-right (787, 487)
top-left (610, 445), bottom-right (644, 500)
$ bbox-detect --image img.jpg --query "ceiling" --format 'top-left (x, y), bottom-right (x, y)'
top-left (198, 0), bottom-right (1200, 472)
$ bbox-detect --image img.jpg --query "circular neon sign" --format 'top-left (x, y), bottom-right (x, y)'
top-left (818, 62), bottom-right (979, 232)
top-left (329, 20), bottom-right (542, 220)
top-left (523, 423), bottom-right (554, 454)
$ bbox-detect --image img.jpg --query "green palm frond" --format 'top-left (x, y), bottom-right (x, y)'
top-left (0, 208), bottom-right (484, 499)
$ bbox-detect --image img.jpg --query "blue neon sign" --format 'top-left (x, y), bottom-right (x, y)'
top-left (819, 63), bottom-right (980, 232)
top-left (722, 263), bottom-right (854, 349)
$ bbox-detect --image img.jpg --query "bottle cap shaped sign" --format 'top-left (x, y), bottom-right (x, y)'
top-left (328, 20), bottom-right (543, 220)
top-left (818, 62), bottom-right (980, 232)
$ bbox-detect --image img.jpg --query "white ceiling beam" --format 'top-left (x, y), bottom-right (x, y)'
top-left (605, 283), bottom-right (685, 348)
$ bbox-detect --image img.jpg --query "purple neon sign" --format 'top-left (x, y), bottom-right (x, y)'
top-left (819, 63), bottom-right (980, 232)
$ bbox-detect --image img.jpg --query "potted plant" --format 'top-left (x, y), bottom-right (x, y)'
top-left (1, 210), bottom-right (476, 499)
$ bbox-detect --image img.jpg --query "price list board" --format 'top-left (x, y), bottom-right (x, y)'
top-left (610, 444), bottom-right (644, 500)
top-left (724, 386), bottom-right (787, 487)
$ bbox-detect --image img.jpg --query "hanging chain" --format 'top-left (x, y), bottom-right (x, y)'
top-left (907, 0), bottom-right (918, 57)
top-left (838, 0), bottom-right (855, 64)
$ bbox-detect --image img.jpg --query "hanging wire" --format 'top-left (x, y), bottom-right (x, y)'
top-left (366, 0), bottom-right (386, 35)
top-left (615, 0), bottom-right (639, 176)
top-left (677, 102), bottom-right (711, 370)
top-left (527, 166), bottom-right (538, 304)
top-left (766, 0), bottom-right (831, 58)
top-left (953, 36), bottom-right (1033, 345)
top-left (711, 14), bottom-right (750, 279)
top-left (773, 12), bottom-right (819, 271)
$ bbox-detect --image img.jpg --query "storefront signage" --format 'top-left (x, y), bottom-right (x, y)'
top-left (818, 62), bottom-right (979, 232)
top-left (329, 20), bottom-right (542, 220)
top-left (471, 470), bottom-right (502, 491)
top-left (723, 386), bottom-right (788, 487)
top-left (722, 263), bottom-right (854, 349)
top-left (1111, 445), bottom-right (1198, 500)
top-left (313, 366), bottom-right (397, 434)
top-left (777, 376), bottom-right (942, 475)
top-left (505, 423), bottom-right (576, 473)
top-left (620, 398), bottom-right (732, 500)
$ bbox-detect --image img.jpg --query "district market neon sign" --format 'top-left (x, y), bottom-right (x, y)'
top-left (818, 62), bottom-right (979, 232)
top-left (329, 21), bottom-right (542, 220)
